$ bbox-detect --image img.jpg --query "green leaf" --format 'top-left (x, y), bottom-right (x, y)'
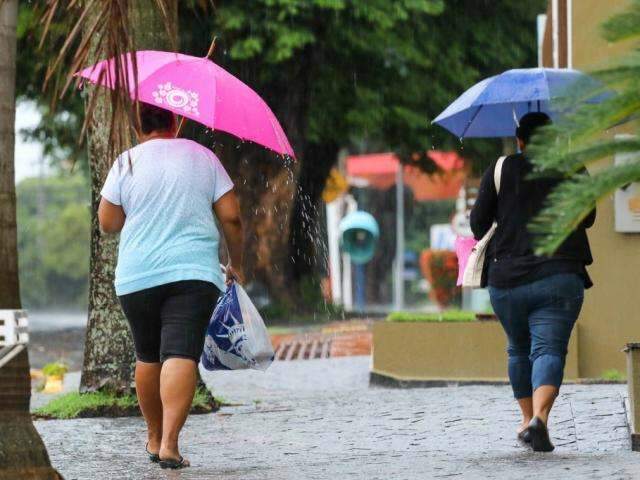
top-left (531, 160), bottom-right (640, 255)
top-left (602, 0), bottom-right (640, 42)
top-left (229, 37), bottom-right (265, 59)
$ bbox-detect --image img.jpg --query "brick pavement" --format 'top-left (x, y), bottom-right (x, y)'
top-left (36, 356), bottom-right (640, 479)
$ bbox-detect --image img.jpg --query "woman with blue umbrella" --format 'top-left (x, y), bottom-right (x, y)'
top-left (435, 69), bottom-right (598, 452)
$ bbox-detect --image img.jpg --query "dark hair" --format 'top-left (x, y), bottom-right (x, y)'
top-left (137, 102), bottom-right (176, 135)
top-left (516, 112), bottom-right (551, 144)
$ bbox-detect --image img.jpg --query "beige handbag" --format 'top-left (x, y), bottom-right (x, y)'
top-left (462, 156), bottom-right (506, 288)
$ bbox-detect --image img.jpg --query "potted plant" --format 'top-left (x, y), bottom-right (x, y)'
top-left (42, 362), bottom-right (68, 394)
top-left (419, 249), bottom-right (460, 309)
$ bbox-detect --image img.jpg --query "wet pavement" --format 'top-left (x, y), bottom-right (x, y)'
top-left (36, 356), bottom-right (640, 479)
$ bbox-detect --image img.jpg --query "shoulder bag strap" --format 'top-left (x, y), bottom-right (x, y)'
top-left (494, 156), bottom-right (506, 194)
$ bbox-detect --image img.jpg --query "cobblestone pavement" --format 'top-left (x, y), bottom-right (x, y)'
top-left (36, 356), bottom-right (640, 479)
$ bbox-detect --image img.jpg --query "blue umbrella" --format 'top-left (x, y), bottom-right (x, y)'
top-left (433, 68), bottom-right (603, 139)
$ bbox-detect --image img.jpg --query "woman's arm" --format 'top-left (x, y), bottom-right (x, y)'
top-left (98, 198), bottom-right (126, 233)
top-left (470, 160), bottom-right (499, 240)
top-left (213, 189), bottom-right (245, 284)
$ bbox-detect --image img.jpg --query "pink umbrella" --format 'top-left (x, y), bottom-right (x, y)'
top-left (76, 50), bottom-right (295, 157)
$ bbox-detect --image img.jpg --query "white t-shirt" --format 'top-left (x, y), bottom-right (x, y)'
top-left (101, 138), bottom-right (234, 295)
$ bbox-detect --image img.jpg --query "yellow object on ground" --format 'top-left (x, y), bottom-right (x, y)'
top-left (43, 375), bottom-right (64, 394)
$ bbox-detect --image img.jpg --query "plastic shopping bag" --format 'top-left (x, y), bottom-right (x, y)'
top-left (455, 235), bottom-right (477, 287)
top-left (201, 282), bottom-right (275, 371)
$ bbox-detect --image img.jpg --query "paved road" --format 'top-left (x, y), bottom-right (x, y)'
top-left (36, 357), bottom-right (639, 479)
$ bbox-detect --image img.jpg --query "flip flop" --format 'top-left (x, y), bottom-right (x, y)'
top-left (528, 416), bottom-right (555, 452)
top-left (145, 443), bottom-right (160, 463)
top-left (517, 428), bottom-right (531, 444)
top-left (159, 457), bottom-right (190, 470)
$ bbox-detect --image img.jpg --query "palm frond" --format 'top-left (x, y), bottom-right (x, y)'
top-left (531, 160), bottom-right (640, 255)
top-left (40, 0), bottom-right (177, 167)
top-left (593, 52), bottom-right (640, 86)
top-left (530, 130), bottom-right (640, 176)
top-left (529, 0), bottom-right (640, 254)
top-left (602, 0), bottom-right (640, 43)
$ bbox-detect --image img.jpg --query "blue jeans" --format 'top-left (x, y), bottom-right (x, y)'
top-left (489, 273), bottom-right (584, 399)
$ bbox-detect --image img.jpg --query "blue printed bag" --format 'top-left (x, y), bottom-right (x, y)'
top-left (201, 282), bottom-right (274, 371)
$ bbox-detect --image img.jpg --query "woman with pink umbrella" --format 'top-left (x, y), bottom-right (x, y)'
top-left (82, 50), bottom-right (295, 469)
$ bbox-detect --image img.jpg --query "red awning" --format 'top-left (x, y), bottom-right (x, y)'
top-left (345, 151), bottom-right (466, 201)
top-left (346, 153), bottom-right (399, 189)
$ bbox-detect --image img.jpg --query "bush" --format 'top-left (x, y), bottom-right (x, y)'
top-left (259, 290), bottom-right (345, 325)
top-left (387, 310), bottom-right (476, 323)
top-left (42, 362), bottom-right (68, 377)
top-left (419, 249), bottom-right (460, 308)
top-left (600, 369), bottom-right (625, 382)
top-left (259, 300), bottom-right (291, 322)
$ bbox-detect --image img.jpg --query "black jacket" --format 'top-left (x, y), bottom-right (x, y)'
top-left (470, 153), bottom-right (595, 289)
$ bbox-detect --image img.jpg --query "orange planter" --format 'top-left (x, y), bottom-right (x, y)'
top-left (419, 249), bottom-right (460, 308)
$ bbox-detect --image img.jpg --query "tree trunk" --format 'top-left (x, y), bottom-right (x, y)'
top-left (0, 346), bottom-right (62, 480)
top-left (217, 146), bottom-right (296, 296)
top-left (221, 142), bottom-right (337, 310)
top-left (80, 0), bottom-right (178, 393)
top-left (0, 0), bottom-right (20, 309)
top-left (0, 2), bottom-right (62, 478)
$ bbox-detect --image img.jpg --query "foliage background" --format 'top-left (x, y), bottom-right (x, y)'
top-left (13, 0), bottom-right (544, 309)
top-left (17, 174), bottom-right (90, 309)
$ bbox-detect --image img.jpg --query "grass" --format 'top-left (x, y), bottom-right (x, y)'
top-left (35, 387), bottom-right (219, 420)
top-left (386, 310), bottom-right (476, 323)
top-left (35, 391), bottom-right (138, 419)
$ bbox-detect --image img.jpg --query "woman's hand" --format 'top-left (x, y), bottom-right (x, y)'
top-left (225, 265), bottom-right (245, 286)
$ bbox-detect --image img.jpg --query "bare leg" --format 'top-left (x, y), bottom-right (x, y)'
top-left (159, 358), bottom-right (197, 462)
top-left (533, 385), bottom-right (558, 425)
top-left (517, 397), bottom-right (533, 434)
top-left (527, 385), bottom-right (559, 452)
top-left (135, 361), bottom-right (163, 454)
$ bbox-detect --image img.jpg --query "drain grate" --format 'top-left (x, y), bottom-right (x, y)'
top-left (275, 338), bottom-right (332, 361)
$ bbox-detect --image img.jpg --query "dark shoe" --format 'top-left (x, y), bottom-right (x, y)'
top-left (145, 442), bottom-right (160, 463)
top-left (517, 428), bottom-right (531, 444)
top-left (159, 456), bottom-right (190, 469)
top-left (528, 416), bottom-right (554, 452)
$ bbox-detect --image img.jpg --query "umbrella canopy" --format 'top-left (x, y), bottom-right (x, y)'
top-left (76, 50), bottom-right (295, 157)
top-left (433, 68), bottom-right (602, 138)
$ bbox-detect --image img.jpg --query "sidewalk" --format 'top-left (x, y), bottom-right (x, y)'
top-left (36, 357), bottom-right (639, 479)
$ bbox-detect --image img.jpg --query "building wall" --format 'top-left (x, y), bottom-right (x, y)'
top-left (569, 0), bottom-right (640, 378)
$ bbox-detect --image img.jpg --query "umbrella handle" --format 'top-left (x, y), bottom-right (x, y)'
top-left (175, 116), bottom-right (186, 138)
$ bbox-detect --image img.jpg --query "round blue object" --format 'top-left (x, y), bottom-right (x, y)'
top-left (339, 211), bottom-right (380, 265)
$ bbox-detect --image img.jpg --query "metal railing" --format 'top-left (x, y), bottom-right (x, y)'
top-left (0, 310), bottom-right (29, 346)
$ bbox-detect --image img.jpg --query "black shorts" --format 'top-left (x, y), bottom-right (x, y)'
top-left (119, 280), bottom-right (220, 363)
